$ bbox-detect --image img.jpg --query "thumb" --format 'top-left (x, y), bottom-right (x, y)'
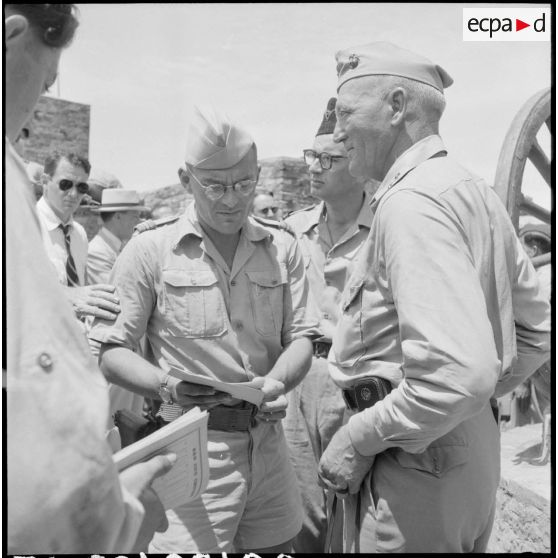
top-left (119, 453), bottom-right (177, 497)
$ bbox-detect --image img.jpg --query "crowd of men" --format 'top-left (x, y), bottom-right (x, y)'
top-left (6, 3), bottom-right (550, 555)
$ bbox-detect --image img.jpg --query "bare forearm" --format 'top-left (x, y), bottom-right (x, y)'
top-left (99, 344), bottom-right (163, 400)
top-left (268, 337), bottom-right (313, 393)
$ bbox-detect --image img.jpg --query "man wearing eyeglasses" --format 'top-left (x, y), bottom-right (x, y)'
top-left (36, 150), bottom-right (121, 322)
top-left (90, 106), bottom-right (319, 554)
top-left (283, 97), bottom-right (374, 553)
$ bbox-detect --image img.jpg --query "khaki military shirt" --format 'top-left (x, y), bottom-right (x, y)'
top-left (285, 194), bottom-right (373, 341)
top-left (328, 135), bottom-right (550, 457)
top-left (90, 203), bottom-right (319, 407)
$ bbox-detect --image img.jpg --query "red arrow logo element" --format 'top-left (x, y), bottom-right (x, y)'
top-left (516, 19), bottom-right (530, 31)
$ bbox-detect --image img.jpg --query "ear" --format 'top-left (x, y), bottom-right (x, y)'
top-left (388, 87), bottom-right (407, 126)
top-left (5, 15), bottom-right (30, 48)
top-left (177, 167), bottom-right (191, 192)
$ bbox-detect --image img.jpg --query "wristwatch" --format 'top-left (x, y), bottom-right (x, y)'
top-left (158, 374), bottom-right (174, 405)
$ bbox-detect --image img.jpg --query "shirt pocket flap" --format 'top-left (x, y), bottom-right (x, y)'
top-left (246, 269), bottom-right (287, 288)
top-left (391, 444), bottom-right (469, 478)
top-left (163, 270), bottom-right (218, 288)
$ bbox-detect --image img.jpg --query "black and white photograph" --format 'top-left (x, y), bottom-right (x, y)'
top-left (4, 2), bottom-right (552, 555)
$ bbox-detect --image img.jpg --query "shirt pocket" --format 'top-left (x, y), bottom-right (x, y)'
top-left (246, 268), bottom-right (287, 337)
top-left (162, 269), bottom-right (227, 338)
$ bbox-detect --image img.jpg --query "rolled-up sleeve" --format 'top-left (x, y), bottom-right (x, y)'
top-left (89, 235), bottom-right (156, 350)
top-left (280, 233), bottom-right (320, 346)
top-left (349, 191), bottom-right (501, 456)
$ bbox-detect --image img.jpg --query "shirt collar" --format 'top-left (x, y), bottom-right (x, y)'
top-left (371, 135), bottom-right (447, 207)
top-left (299, 202), bottom-right (326, 234)
top-left (36, 196), bottom-right (74, 231)
top-left (356, 191), bottom-right (375, 228)
top-left (98, 226), bottom-right (123, 253)
top-left (172, 202), bottom-right (271, 249)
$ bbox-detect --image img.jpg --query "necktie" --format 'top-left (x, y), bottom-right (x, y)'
top-left (59, 224), bottom-right (80, 287)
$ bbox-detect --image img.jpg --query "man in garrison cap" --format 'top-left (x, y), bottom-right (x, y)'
top-left (317, 42), bottom-right (550, 552)
top-left (282, 97), bottom-right (374, 553)
top-left (90, 105), bottom-right (319, 553)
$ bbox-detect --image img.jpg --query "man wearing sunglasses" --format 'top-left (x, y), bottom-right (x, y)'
top-left (252, 192), bottom-right (282, 221)
top-left (90, 105), bottom-right (319, 554)
top-left (283, 97), bottom-right (375, 553)
top-left (36, 151), bottom-right (121, 322)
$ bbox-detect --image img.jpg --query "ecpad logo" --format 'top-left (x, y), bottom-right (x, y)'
top-left (463, 8), bottom-right (550, 41)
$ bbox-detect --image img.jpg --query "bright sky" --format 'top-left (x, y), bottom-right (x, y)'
top-left (52, 3), bottom-right (551, 208)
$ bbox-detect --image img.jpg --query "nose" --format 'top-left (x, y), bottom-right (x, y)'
top-left (333, 120), bottom-right (346, 144)
top-left (309, 158), bottom-right (322, 174)
top-left (66, 186), bottom-right (79, 199)
top-left (220, 187), bottom-right (239, 208)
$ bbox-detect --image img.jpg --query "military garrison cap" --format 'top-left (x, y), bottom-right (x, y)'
top-left (184, 105), bottom-right (255, 170)
top-left (335, 41), bottom-right (453, 93)
top-left (316, 97), bottom-right (337, 136)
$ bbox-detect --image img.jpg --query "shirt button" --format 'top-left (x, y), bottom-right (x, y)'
top-left (271, 279), bottom-right (278, 285)
top-left (38, 352), bottom-right (53, 372)
top-left (234, 321), bottom-right (243, 331)
top-left (231, 280), bottom-right (236, 286)
top-left (323, 313), bottom-right (330, 320)
top-left (191, 278), bottom-right (197, 285)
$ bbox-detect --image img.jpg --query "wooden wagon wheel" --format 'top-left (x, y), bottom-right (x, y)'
top-left (494, 87), bottom-right (551, 268)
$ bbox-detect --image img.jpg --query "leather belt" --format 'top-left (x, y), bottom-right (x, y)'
top-left (342, 377), bottom-right (392, 412)
top-left (312, 340), bottom-right (332, 359)
top-left (207, 403), bottom-right (258, 432)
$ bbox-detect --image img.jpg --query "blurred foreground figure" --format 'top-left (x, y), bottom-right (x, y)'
top-left (318, 41), bottom-right (550, 553)
top-left (5, 4), bottom-right (175, 553)
top-left (283, 97), bottom-right (373, 552)
top-left (91, 106), bottom-right (319, 553)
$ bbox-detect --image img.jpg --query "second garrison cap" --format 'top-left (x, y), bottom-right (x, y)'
top-left (184, 105), bottom-right (255, 170)
top-left (316, 97), bottom-right (337, 136)
top-left (335, 41), bottom-right (453, 93)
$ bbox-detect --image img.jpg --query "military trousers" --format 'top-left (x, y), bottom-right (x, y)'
top-left (283, 356), bottom-right (346, 553)
top-left (340, 402), bottom-right (500, 553)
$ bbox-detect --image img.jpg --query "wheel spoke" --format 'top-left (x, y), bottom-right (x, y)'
top-left (520, 194), bottom-right (551, 224)
top-left (528, 139), bottom-right (551, 186)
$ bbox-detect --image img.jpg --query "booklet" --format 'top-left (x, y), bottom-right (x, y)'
top-left (113, 407), bottom-right (209, 510)
top-left (161, 360), bottom-right (265, 408)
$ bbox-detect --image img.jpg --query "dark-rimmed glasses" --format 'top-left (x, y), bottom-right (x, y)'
top-left (190, 170), bottom-right (257, 201)
top-left (303, 149), bottom-right (346, 170)
top-left (58, 178), bottom-right (89, 194)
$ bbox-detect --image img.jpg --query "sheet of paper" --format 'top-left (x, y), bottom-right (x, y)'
top-left (162, 361), bottom-right (264, 407)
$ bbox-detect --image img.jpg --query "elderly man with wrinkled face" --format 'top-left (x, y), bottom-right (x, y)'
top-left (317, 42), bottom-right (550, 553)
top-left (90, 106), bottom-right (319, 554)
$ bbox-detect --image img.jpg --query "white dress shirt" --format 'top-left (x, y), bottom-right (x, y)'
top-left (36, 196), bottom-right (88, 286)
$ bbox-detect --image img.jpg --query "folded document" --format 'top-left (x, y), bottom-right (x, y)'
top-left (113, 407), bottom-right (209, 509)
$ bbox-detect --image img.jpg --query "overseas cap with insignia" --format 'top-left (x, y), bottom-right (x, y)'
top-left (335, 41), bottom-right (453, 93)
top-left (316, 97), bottom-right (337, 136)
top-left (184, 105), bottom-right (255, 170)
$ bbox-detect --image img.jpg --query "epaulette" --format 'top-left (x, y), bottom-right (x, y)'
top-left (133, 214), bottom-right (180, 236)
top-left (252, 215), bottom-right (296, 237)
top-left (284, 204), bottom-right (318, 219)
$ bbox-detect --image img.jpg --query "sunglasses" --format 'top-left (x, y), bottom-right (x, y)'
top-left (58, 179), bottom-right (89, 194)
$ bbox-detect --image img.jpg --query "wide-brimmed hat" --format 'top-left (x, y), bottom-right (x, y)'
top-left (94, 188), bottom-right (147, 212)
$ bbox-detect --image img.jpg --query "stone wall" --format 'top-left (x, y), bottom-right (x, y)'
top-left (15, 95), bottom-right (90, 164)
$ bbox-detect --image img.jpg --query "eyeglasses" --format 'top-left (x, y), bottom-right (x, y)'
top-left (259, 206), bottom-right (280, 215)
top-left (58, 179), bottom-right (89, 194)
top-left (303, 149), bottom-right (347, 170)
top-left (190, 170), bottom-right (257, 201)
